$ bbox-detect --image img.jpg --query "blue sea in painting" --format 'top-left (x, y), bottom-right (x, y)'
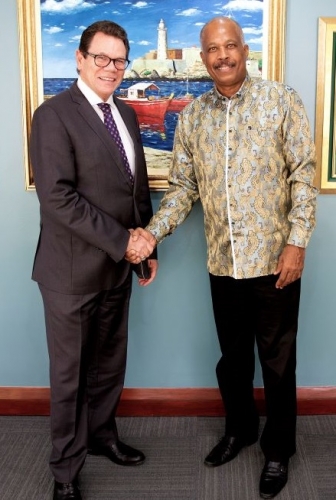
top-left (43, 78), bottom-right (213, 151)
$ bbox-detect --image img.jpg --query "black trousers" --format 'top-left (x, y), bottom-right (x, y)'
top-left (39, 276), bottom-right (132, 483)
top-left (209, 273), bottom-right (301, 461)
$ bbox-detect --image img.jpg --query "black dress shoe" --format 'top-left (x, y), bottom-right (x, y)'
top-left (204, 434), bottom-right (258, 467)
top-left (88, 440), bottom-right (145, 466)
top-left (259, 460), bottom-right (289, 499)
top-left (53, 481), bottom-right (82, 500)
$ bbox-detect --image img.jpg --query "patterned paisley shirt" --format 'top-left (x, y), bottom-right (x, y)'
top-left (147, 75), bottom-right (318, 279)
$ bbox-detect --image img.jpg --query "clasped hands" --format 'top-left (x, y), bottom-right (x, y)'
top-left (125, 228), bottom-right (157, 264)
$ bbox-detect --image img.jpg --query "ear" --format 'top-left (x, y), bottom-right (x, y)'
top-left (244, 44), bottom-right (250, 59)
top-left (76, 49), bottom-right (84, 70)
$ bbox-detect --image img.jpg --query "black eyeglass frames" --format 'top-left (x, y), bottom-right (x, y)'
top-left (83, 52), bottom-right (130, 70)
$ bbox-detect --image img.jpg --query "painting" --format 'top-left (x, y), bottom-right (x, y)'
top-left (18, 0), bottom-right (286, 191)
top-left (315, 17), bottom-right (336, 193)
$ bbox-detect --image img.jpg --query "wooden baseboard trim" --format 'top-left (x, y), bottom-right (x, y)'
top-left (0, 387), bottom-right (335, 416)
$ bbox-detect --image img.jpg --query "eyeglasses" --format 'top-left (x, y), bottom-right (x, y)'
top-left (83, 52), bottom-right (130, 70)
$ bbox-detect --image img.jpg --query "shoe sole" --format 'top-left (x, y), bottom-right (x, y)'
top-left (204, 451), bottom-right (239, 467)
top-left (87, 449), bottom-right (145, 466)
top-left (204, 436), bottom-right (258, 467)
top-left (260, 490), bottom-right (285, 499)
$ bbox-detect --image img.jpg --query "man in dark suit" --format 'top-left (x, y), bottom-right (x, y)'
top-left (30, 20), bottom-right (157, 500)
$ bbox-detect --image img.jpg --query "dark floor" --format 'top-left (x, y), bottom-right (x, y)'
top-left (1, 415), bottom-right (336, 499)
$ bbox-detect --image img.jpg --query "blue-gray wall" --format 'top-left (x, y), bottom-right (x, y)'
top-left (0, 0), bottom-right (335, 388)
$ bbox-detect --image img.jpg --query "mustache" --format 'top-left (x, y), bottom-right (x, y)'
top-left (213, 59), bottom-right (236, 70)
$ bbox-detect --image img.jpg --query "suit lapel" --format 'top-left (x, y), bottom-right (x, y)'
top-left (69, 83), bottom-right (134, 189)
top-left (114, 97), bottom-right (145, 189)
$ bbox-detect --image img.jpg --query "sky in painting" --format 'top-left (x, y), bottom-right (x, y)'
top-left (40, 0), bottom-right (264, 77)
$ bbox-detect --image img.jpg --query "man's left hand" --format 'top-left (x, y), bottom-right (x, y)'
top-left (274, 244), bottom-right (305, 289)
top-left (138, 259), bottom-right (158, 287)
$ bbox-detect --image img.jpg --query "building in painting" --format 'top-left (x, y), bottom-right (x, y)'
top-left (128, 19), bottom-right (204, 78)
top-left (127, 19), bottom-right (262, 79)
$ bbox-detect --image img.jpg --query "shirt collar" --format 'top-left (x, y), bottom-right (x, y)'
top-left (213, 73), bottom-right (251, 102)
top-left (77, 76), bottom-right (116, 109)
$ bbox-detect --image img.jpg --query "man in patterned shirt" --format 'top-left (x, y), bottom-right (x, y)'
top-left (136, 16), bottom-right (317, 499)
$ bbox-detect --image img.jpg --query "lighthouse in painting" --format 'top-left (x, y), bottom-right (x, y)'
top-left (157, 19), bottom-right (167, 60)
top-left (129, 18), bottom-right (210, 78)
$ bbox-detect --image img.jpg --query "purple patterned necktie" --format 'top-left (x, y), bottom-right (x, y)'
top-left (98, 102), bottom-right (134, 184)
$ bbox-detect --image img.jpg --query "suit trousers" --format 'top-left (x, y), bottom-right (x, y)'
top-left (209, 273), bottom-right (301, 461)
top-left (39, 276), bottom-right (132, 482)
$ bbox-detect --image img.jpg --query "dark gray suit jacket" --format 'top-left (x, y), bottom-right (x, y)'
top-left (30, 82), bottom-right (155, 294)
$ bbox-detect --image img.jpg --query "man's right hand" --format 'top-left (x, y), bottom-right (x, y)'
top-left (124, 228), bottom-right (157, 264)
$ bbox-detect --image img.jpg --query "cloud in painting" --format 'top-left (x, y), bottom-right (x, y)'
top-left (221, 0), bottom-right (263, 11)
top-left (176, 9), bottom-right (202, 17)
top-left (41, 0), bottom-right (97, 13)
top-left (243, 26), bottom-right (263, 35)
top-left (69, 35), bottom-right (82, 42)
top-left (44, 26), bottom-right (64, 34)
top-left (247, 36), bottom-right (263, 44)
top-left (132, 2), bottom-right (149, 9)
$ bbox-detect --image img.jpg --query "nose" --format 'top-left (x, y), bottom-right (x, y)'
top-left (106, 60), bottom-right (117, 69)
top-left (102, 58), bottom-right (119, 71)
top-left (217, 46), bottom-right (229, 59)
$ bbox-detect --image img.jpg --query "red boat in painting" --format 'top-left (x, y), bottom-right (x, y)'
top-left (167, 94), bottom-right (193, 112)
top-left (167, 76), bottom-right (194, 112)
top-left (117, 82), bottom-right (172, 123)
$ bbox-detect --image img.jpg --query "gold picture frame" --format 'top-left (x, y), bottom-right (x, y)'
top-left (315, 17), bottom-right (336, 193)
top-left (17, 0), bottom-right (286, 191)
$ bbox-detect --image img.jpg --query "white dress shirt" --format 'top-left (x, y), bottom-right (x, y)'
top-left (77, 76), bottom-right (135, 175)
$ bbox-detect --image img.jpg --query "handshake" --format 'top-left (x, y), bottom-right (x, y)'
top-left (125, 227), bottom-right (157, 264)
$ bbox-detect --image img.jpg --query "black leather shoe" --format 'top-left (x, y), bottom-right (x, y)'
top-left (204, 434), bottom-right (258, 467)
top-left (88, 440), bottom-right (145, 466)
top-left (53, 481), bottom-right (82, 500)
top-left (259, 460), bottom-right (288, 499)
